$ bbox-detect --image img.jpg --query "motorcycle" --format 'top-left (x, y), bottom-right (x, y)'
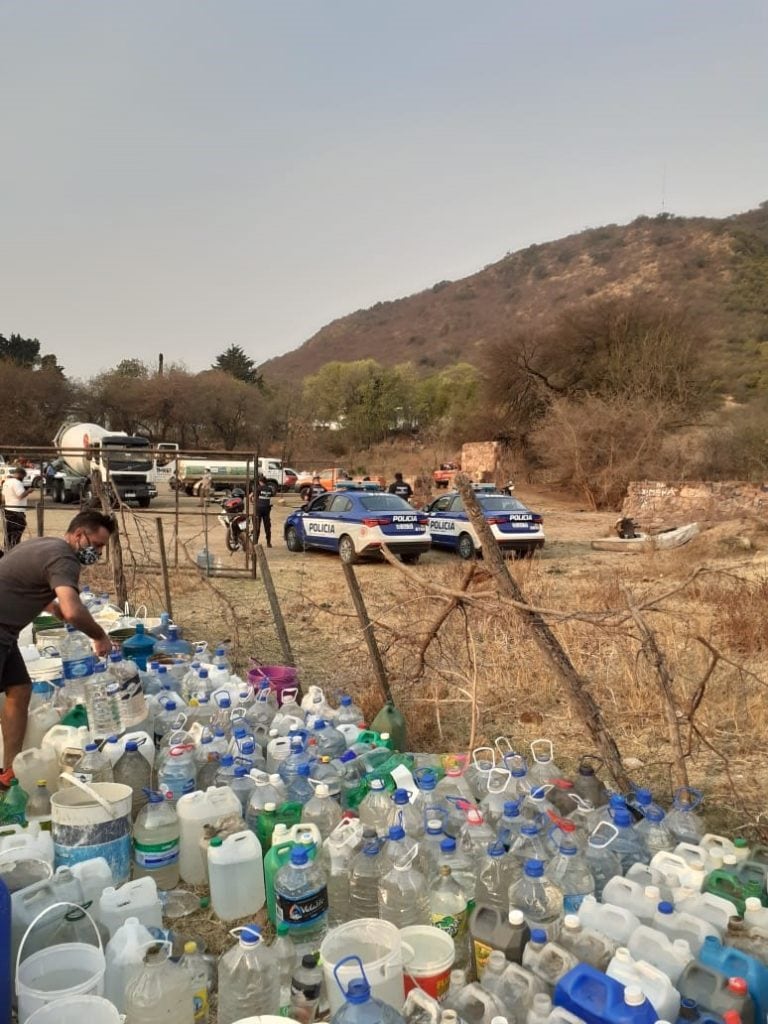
top-left (216, 489), bottom-right (250, 552)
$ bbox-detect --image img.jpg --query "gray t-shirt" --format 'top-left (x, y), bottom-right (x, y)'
top-left (0, 537), bottom-right (81, 640)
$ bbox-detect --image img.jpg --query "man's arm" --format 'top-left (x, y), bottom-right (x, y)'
top-left (54, 586), bottom-right (112, 656)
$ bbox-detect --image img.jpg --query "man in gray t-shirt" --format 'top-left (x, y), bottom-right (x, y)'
top-left (0, 509), bottom-right (116, 786)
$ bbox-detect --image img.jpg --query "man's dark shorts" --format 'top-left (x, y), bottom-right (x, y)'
top-left (0, 637), bottom-right (32, 693)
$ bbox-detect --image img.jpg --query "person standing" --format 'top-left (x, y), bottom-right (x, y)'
top-left (253, 476), bottom-right (273, 547)
top-left (388, 472), bottom-right (413, 502)
top-left (198, 468), bottom-right (213, 507)
top-left (0, 510), bottom-right (115, 786)
top-left (2, 467), bottom-right (34, 550)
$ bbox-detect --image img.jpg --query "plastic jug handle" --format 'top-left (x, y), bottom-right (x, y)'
top-left (487, 767), bottom-right (512, 795)
top-left (333, 955), bottom-right (368, 998)
top-left (588, 821), bottom-right (619, 848)
top-left (530, 738), bottom-right (554, 765)
top-left (472, 746), bottom-right (496, 770)
top-left (494, 735), bottom-right (517, 757)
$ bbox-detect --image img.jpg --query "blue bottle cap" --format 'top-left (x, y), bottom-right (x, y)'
top-left (314, 720), bottom-right (327, 730)
top-left (503, 801), bottom-right (520, 817)
top-left (530, 928), bottom-right (547, 944)
top-left (199, 669), bottom-right (209, 679)
top-left (388, 824), bottom-right (406, 841)
top-left (216, 647), bottom-right (225, 655)
top-left (290, 846), bottom-right (309, 866)
top-left (84, 742), bottom-right (97, 752)
top-left (340, 696), bottom-right (352, 706)
top-left (634, 787), bottom-right (652, 806)
top-left (426, 821), bottom-right (443, 836)
top-left (609, 794), bottom-right (627, 808)
top-left (220, 754), bottom-right (234, 767)
top-left (241, 924), bottom-right (262, 943)
top-left (125, 740), bottom-right (139, 752)
top-left (340, 750), bottom-right (356, 763)
top-left (363, 842), bottom-right (380, 856)
top-left (234, 766), bottom-right (249, 777)
top-left (521, 823), bottom-right (539, 836)
top-left (613, 808), bottom-right (633, 827)
top-left (393, 788), bottom-right (409, 805)
top-left (346, 979), bottom-right (371, 1005)
top-left (524, 858), bottom-right (544, 877)
top-left (219, 695), bottom-right (231, 708)
top-left (487, 842), bottom-right (505, 857)
top-left (418, 771), bottom-right (437, 791)
top-left (440, 837), bottom-right (456, 853)
top-left (658, 901), bottom-right (674, 914)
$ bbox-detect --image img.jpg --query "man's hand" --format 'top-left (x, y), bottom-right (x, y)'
top-left (92, 634), bottom-right (113, 658)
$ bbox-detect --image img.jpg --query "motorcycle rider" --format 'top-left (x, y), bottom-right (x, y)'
top-left (252, 475), bottom-right (273, 548)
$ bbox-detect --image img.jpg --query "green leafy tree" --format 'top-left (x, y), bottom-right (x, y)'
top-left (212, 344), bottom-right (263, 387)
top-left (0, 333), bottom-right (41, 367)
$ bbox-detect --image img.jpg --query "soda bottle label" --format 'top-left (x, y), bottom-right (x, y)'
top-left (134, 837), bottom-right (180, 870)
top-left (432, 908), bottom-right (468, 941)
top-left (473, 938), bottom-right (494, 978)
top-left (192, 988), bottom-right (208, 1023)
top-left (277, 885), bottom-right (329, 926)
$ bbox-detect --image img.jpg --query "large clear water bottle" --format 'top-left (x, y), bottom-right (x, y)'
top-left (72, 741), bottom-right (114, 784)
top-left (302, 783), bottom-right (343, 839)
top-left (476, 841), bottom-right (522, 912)
top-left (108, 652), bottom-right (148, 730)
top-left (311, 719), bottom-right (347, 759)
top-left (114, 739), bottom-right (152, 819)
top-left (336, 695), bottom-right (365, 727)
top-left (322, 821), bottom-right (363, 927)
top-left (378, 848), bottom-right (431, 928)
top-left (218, 924), bottom-right (279, 1024)
top-left (386, 788), bottom-right (425, 839)
top-left (349, 835), bottom-right (387, 919)
top-left (330, 959), bottom-right (406, 1024)
top-left (279, 736), bottom-right (312, 787)
top-left (273, 920), bottom-right (298, 1016)
top-left (84, 664), bottom-right (123, 738)
top-left (612, 808), bottom-right (650, 871)
top-left (133, 790), bottom-right (180, 890)
top-left (436, 837), bottom-right (477, 902)
top-left (358, 778), bottom-right (392, 836)
top-left (274, 845), bottom-right (329, 953)
top-left (158, 744), bottom-right (197, 806)
top-left (60, 625), bottom-right (95, 692)
top-left (125, 942), bottom-right (194, 1024)
top-left (545, 841), bottom-right (596, 914)
top-left (509, 858), bottom-right (564, 939)
top-left (635, 806), bottom-right (676, 857)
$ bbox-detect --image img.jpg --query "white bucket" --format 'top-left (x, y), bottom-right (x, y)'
top-left (401, 925), bottom-right (455, 1001)
top-left (27, 658), bottom-right (64, 684)
top-left (320, 918), bottom-right (405, 1013)
top-left (16, 901), bottom-right (106, 1024)
top-left (26, 995), bottom-right (120, 1024)
top-left (51, 779), bottom-right (133, 883)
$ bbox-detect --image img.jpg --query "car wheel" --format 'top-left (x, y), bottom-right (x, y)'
top-left (285, 526), bottom-right (303, 552)
top-left (457, 532), bottom-right (476, 560)
top-left (338, 535), bottom-right (358, 565)
top-left (400, 553), bottom-right (421, 564)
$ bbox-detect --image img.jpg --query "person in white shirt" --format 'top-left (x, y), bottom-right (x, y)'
top-left (2, 468), bottom-right (34, 551)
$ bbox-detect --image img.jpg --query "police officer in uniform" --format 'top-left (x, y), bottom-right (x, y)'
top-left (388, 472), bottom-right (413, 502)
top-left (253, 475), bottom-right (273, 547)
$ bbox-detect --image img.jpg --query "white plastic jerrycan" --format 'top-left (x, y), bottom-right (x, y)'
top-left (98, 876), bottom-right (163, 937)
top-left (0, 822), bottom-right (54, 867)
top-left (627, 924), bottom-right (693, 984)
top-left (678, 891), bottom-right (739, 936)
top-left (602, 877), bottom-right (662, 924)
top-left (176, 785), bottom-right (243, 885)
top-left (674, 842), bottom-right (716, 875)
top-left (652, 900), bottom-right (719, 953)
top-left (649, 850), bottom-right (707, 894)
top-left (70, 857), bottom-right (114, 906)
top-left (41, 723), bottom-right (89, 762)
top-left (104, 915), bottom-right (155, 1014)
top-left (578, 894), bottom-right (641, 945)
top-left (12, 745), bottom-right (61, 796)
top-left (208, 830), bottom-right (266, 921)
top-left (607, 947), bottom-right (681, 1022)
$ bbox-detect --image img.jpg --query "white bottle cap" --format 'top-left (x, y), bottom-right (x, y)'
top-left (615, 947), bottom-right (632, 962)
top-left (316, 783), bottom-right (330, 798)
top-left (563, 914), bottom-right (581, 930)
top-left (673, 939), bottom-right (692, 954)
top-left (745, 896), bottom-right (763, 911)
top-left (723, 854), bottom-right (737, 866)
top-left (490, 1018), bottom-right (508, 1024)
top-left (264, 802), bottom-right (277, 812)
top-left (427, 819), bottom-right (443, 830)
top-left (508, 909), bottom-right (525, 925)
top-left (645, 885), bottom-right (661, 900)
top-left (624, 987), bottom-right (646, 1007)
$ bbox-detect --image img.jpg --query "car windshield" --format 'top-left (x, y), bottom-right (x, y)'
top-left (478, 495), bottom-right (531, 513)
top-left (360, 495), bottom-right (415, 512)
top-left (102, 445), bottom-right (153, 472)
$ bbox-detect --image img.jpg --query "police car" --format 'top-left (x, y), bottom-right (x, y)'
top-left (284, 490), bottom-right (431, 564)
top-left (426, 489), bottom-right (545, 559)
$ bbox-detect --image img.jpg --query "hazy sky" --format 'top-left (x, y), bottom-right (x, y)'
top-left (2, 1), bottom-right (766, 379)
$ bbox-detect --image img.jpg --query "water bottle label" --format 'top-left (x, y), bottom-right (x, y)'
top-left (134, 837), bottom-right (180, 870)
top-left (117, 667), bottom-right (142, 701)
top-left (159, 777), bottom-right (195, 800)
top-left (432, 908), bottom-right (468, 941)
top-left (63, 656), bottom-right (94, 679)
top-left (193, 988), bottom-right (208, 1023)
top-left (277, 885), bottom-right (329, 926)
top-left (563, 894), bottom-right (586, 914)
top-left (472, 939), bottom-right (494, 979)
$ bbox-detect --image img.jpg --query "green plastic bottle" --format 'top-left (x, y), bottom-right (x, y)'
top-left (704, 866), bottom-right (764, 915)
top-left (369, 700), bottom-right (407, 753)
top-left (0, 779), bottom-right (28, 825)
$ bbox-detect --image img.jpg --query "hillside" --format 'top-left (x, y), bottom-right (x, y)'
top-left (261, 205), bottom-right (768, 397)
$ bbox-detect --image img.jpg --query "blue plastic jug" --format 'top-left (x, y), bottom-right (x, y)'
top-left (555, 964), bottom-right (658, 1024)
top-left (122, 623), bottom-right (157, 670)
top-left (699, 935), bottom-right (768, 1024)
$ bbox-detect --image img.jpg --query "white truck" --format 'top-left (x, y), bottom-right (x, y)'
top-left (170, 456), bottom-right (289, 496)
top-left (51, 422), bottom-right (158, 507)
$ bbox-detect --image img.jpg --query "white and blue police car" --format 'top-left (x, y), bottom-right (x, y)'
top-left (426, 489), bottom-right (545, 559)
top-left (284, 489), bottom-right (431, 564)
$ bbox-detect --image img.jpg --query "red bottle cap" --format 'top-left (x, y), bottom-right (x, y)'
top-left (723, 1012), bottom-right (742, 1024)
top-left (727, 978), bottom-right (748, 997)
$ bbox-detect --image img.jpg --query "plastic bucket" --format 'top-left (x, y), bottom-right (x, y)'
top-left (27, 659), bottom-right (64, 686)
top-left (0, 857), bottom-right (52, 894)
top-left (26, 995), bottom-right (120, 1024)
top-left (248, 663), bottom-right (299, 705)
top-left (51, 780), bottom-right (133, 884)
top-left (401, 925), bottom-right (455, 1001)
top-left (320, 918), bottom-right (405, 1013)
top-left (16, 902), bottom-right (106, 1024)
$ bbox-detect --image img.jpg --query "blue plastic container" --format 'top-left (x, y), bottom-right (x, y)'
top-left (555, 964), bottom-right (658, 1024)
top-left (122, 623), bottom-right (157, 670)
top-left (699, 936), bottom-right (768, 1024)
top-left (153, 625), bottom-right (194, 658)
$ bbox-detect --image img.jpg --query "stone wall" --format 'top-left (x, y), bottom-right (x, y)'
top-left (622, 480), bottom-right (768, 530)
top-left (461, 441), bottom-right (501, 482)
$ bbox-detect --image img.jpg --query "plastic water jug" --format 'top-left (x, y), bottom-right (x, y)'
top-left (577, 895), bottom-right (641, 945)
top-left (650, 851), bottom-right (707, 893)
top-left (176, 786), bottom-right (243, 885)
top-left (264, 823), bottom-right (322, 924)
top-left (41, 724), bottom-right (89, 762)
top-left (122, 624), bottom-right (157, 671)
top-left (523, 931), bottom-right (580, 991)
top-left (218, 924), bottom-right (280, 1024)
top-left (678, 891), bottom-right (738, 935)
top-left (104, 915), bottom-right (154, 1013)
top-left (0, 823), bottom-right (54, 867)
top-left (606, 947), bottom-right (681, 1020)
top-left (602, 877), bottom-right (662, 924)
top-left (98, 877), bottom-right (163, 937)
top-left (23, 697), bottom-right (62, 752)
top-left (469, 905), bottom-right (530, 978)
top-left (554, 964), bottom-right (658, 1024)
top-left (652, 901), bottom-right (719, 953)
top-left (698, 935), bottom-right (768, 1023)
top-left (558, 915), bottom-right (615, 971)
top-left (124, 940), bottom-right (194, 1024)
top-left (104, 732), bottom-right (155, 767)
top-left (627, 924), bottom-right (693, 983)
top-left (678, 962), bottom-right (757, 1024)
top-left (0, 876), bottom-right (10, 1024)
top-left (208, 831), bottom-right (266, 921)
top-left (10, 866), bottom-right (86, 960)
top-left (675, 842), bottom-right (716, 874)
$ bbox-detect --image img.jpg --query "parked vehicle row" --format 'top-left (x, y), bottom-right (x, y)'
top-left (283, 486), bottom-right (545, 563)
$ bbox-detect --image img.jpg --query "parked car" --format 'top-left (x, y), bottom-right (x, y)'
top-left (284, 489), bottom-right (431, 564)
top-left (426, 490), bottom-right (544, 559)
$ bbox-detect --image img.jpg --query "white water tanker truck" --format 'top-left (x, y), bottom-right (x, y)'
top-left (51, 422), bottom-right (157, 507)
